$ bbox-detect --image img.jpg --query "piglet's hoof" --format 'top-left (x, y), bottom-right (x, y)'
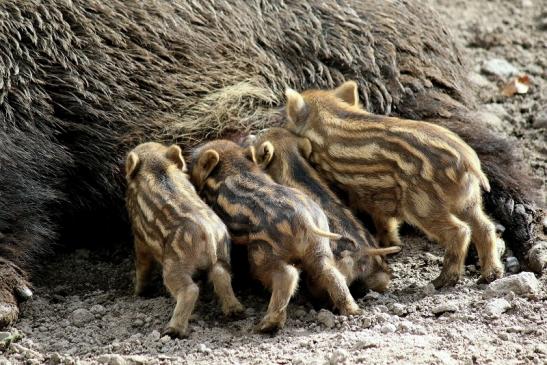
top-left (162, 326), bottom-right (189, 339)
top-left (224, 304), bottom-right (246, 319)
top-left (431, 272), bottom-right (460, 289)
top-left (255, 319), bottom-right (283, 335)
top-left (477, 266), bottom-right (504, 284)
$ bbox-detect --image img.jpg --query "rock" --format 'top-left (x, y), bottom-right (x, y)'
top-left (496, 237), bottom-right (506, 258)
top-left (484, 103), bottom-right (509, 120)
top-left (485, 298), bottom-right (511, 318)
top-left (532, 111), bottom-right (547, 129)
top-left (481, 58), bottom-right (519, 78)
top-left (505, 256), bottom-right (520, 274)
top-left (0, 331), bottom-right (10, 341)
top-left (543, 217), bottom-right (547, 234)
top-left (432, 302), bottom-right (458, 315)
top-left (482, 58), bottom-right (519, 78)
top-left (148, 330), bottom-right (161, 341)
top-left (488, 272), bottom-right (540, 295)
top-left (494, 223), bottom-right (506, 235)
top-left (329, 348), bottom-right (350, 365)
top-left (160, 335), bottom-right (171, 344)
top-left (391, 303), bottom-right (407, 316)
top-left (424, 252), bottom-right (442, 264)
top-left (70, 308), bottom-right (94, 326)
top-left (380, 323), bottom-right (397, 334)
top-left (397, 321), bottom-right (413, 333)
top-left (317, 309), bottom-right (336, 328)
top-left (294, 308), bottom-right (307, 319)
top-left (423, 283), bottom-right (436, 295)
top-left (90, 305), bottom-right (106, 314)
top-left (535, 344), bottom-right (547, 355)
top-left (498, 332), bottom-right (509, 341)
top-left (527, 241), bottom-right (547, 273)
top-left (132, 319), bottom-right (144, 328)
top-left (48, 353), bottom-right (63, 365)
top-left (361, 317), bottom-right (373, 328)
top-left (197, 343), bottom-right (211, 354)
top-left (97, 354), bottom-right (126, 365)
top-left (375, 312), bottom-right (391, 323)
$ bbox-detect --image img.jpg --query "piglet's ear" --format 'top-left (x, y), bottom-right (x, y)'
top-left (285, 88), bottom-right (306, 124)
top-left (255, 141), bottom-right (274, 168)
top-left (166, 144), bottom-right (186, 171)
top-left (198, 149), bottom-right (220, 181)
top-left (125, 152), bottom-right (140, 179)
top-left (296, 137), bottom-right (312, 159)
top-left (333, 80), bottom-right (359, 106)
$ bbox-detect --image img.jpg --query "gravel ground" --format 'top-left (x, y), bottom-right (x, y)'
top-left (1, 0), bottom-right (546, 364)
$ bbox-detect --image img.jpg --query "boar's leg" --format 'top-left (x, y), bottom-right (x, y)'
top-left (0, 258), bottom-right (32, 328)
top-left (304, 256), bottom-right (361, 316)
top-left (208, 261), bottom-right (245, 317)
top-left (372, 215), bottom-right (402, 247)
top-left (420, 213), bottom-right (472, 289)
top-left (458, 206), bottom-right (504, 283)
top-left (161, 257), bottom-right (199, 339)
top-left (133, 238), bottom-right (156, 297)
top-left (249, 244), bottom-right (299, 334)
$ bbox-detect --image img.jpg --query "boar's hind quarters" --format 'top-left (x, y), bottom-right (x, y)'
top-left (333, 80), bottom-right (359, 107)
top-left (126, 152), bottom-right (140, 179)
top-left (166, 145), bottom-right (186, 172)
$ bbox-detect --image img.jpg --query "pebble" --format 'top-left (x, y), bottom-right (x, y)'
top-left (391, 303), bottom-right (407, 316)
top-left (528, 241), bottom-right (547, 273)
top-left (505, 256), bottom-right (520, 274)
top-left (294, 309), bottom-right (307, 319)
top-left (482, 58), bottom-right (519, 78)
top-left (197, 343), bottom-right (211, 354)
top-left (468, 72), bottom-right (491, 87)
top-left (487, 272), bottom-right (540, 295)
top-left (375, 312), bottom-right (391, 323)
top-left (97, 354), bottom-right (126, 365)
top-left (424, 252), bottom-right (443, 264)
top-left (90, 305), bottom-right (106, 314)
top-left (474, 111), bottom-right (505, 132)
top-left (423, 283), bottom-right (436, 295)
top-left (498, 332), bottom-right (510, 341)
top-left (329, 348), bottom-right (350, 365)
top-left (148, 330), bottom-right (161, 341)
top-left (317, 309), bottom-right (336, 328)
top-left (397, 321), bottom-right (413, 333)
top-left (543, 217), bottom-right (547, 234)
top-left (485, 298), bottom-right (511, 318)
top-left (361, 317), bottom-right (373, 328)
top-left (132, 319), bottom-right (144, 328)
top-left (160, 335), bottom-right (171, 344)
top-left (70, 308), bottom-right (94, 326)
top-left (0, 331), bottom-right (10, 341)
top-left (380, 323), bottom-right (397, 334)
top-left (532, 111), bottom-right (547, 129)
top-left (432, 302), bottom-right (458, 315)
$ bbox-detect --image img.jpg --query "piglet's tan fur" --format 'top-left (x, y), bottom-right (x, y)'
top-left (125, 142), bottom-right (243, 338)
top-left (284, 81), bottom-right (504, 288)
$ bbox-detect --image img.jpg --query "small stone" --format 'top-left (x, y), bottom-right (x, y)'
top-left (505, 256), bottom-right (520, 274)
top-left (197, 343), bottom-right (211, 354)
top-left (244, 307), bottom-right (255, 316)
top-left (70, 308), bottom-right (94, 326)
top-left (482, 58), bottom-right (519, 78)
top-left (432, 302), bottom-right (458, 315)
top-left (543, 217), bottom-right (547, 234)
top-left (496, 237), bottom-right (506, 258)
top-left (294, 309), bottom-right (307, 319)
top-left (97, 354), bottom-right (126, 365)
top-left (498, 332), bottom-right (509, 341)
top-left (397, 321), bottom-right (413, 333)
top-left (528, 241), bottom-right (547, 273)
top-left (474, 111), bottom-right (504, 132)
top-left (49, 354), bottom-right (63, 365)
top-left (361, 317), bottom-right (373, 328)
top-left (0, 331), bottom-right (10, 341)
top-left (423, 283), bottom-right (436, 295)
top-left (535, 344), bottom-right (547, 354)
top-left (148, 330), bottom-right (161, 341)
top-left (488, 272), bottom-right (540, 295)
top-left (317, 309), bottom-right (336, 328)
top-left (532, 110), bottom-right (547, 129)
top-left (375, 312), bottom-right (391, 323)
top-left (90, 304), bottom-right (106, 314)
top-left (424, 252), bottom-right (442, 264)
top-left (132, 319), bottom-right (144, 328)
top-left (380, 323), bottom-right (397, 334)
top-left (391, 303), bottom-right (406, 316)
top-left (160, 335), bottom-right (171, 343)
top-left (494, 223), bottom-right (506, 235)
top-left (485, 298), bottom-right (511, 318)
top-left (329, 348), bottom-right (350, 365)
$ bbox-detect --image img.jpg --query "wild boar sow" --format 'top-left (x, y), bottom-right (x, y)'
top-left (125, 142), bottom-right (244, 338)
top-left (1, 0), bottom-right (540, 328)
top-left (190, 140), bottom-right (361, 333)
top-left (284, 82), bottom-right (504, 288)
top-left (251, 128), bottom-right (400, 296)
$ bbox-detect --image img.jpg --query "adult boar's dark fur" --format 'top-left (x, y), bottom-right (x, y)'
top-left (0, 0), bottom-right (542, 327)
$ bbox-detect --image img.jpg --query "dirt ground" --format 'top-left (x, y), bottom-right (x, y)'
top-left (1, 0), bottom-right (546, 364)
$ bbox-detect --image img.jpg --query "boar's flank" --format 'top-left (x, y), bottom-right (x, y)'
top-left (0, 0), bottom-right (541, 328)
top-left (283, 82), bottom-right (505, 289)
